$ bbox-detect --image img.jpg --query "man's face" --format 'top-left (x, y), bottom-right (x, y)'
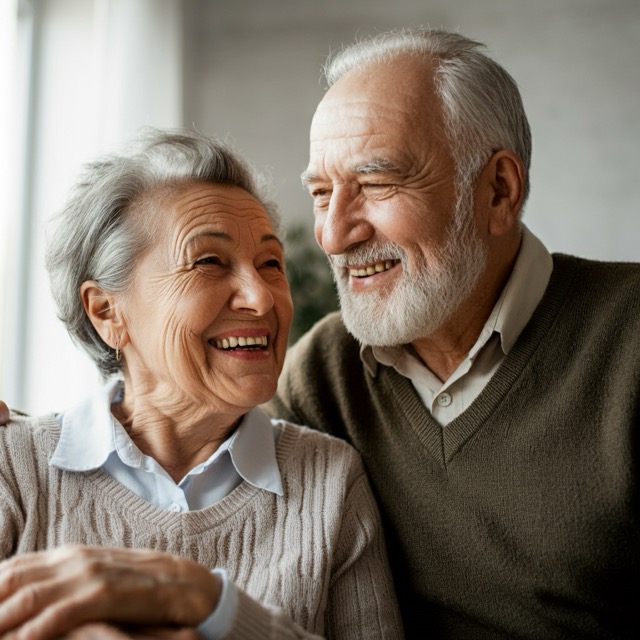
top-left (304, 57), bottom-right (487, 345)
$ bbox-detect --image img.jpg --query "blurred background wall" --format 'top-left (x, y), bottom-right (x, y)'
top-left (2, 0), bottom-right (639, 413)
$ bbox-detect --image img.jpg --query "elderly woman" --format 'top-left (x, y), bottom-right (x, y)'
top-left (0, 131), bottom-right (402, 639)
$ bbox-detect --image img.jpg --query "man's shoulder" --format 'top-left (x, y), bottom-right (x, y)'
top-left (266, 312), bottom-right (368, 436)
top-left (286, 311), bottom-right (360, 370)
top-left (553, 254), bottom-right (640, 308)
top-left (555, 253), bottom-right (640, 281)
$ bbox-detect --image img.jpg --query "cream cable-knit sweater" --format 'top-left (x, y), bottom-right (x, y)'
top-left (0, 415), bottom-right (403, 639)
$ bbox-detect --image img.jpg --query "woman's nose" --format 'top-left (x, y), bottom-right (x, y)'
top-left (228, 268), bottom-right (274, 316)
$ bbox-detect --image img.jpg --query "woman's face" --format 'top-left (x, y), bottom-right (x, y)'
top-left (118, 183), bottom-right (293, 417)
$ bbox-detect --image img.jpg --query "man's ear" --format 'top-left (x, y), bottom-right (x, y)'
top-left (80, 281), bottom-right (128, 350)
top-left (476, 149), bottom-right (525, 237)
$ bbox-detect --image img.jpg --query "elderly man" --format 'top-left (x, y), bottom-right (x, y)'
top-left (265, 28), bottom-right (640, 639)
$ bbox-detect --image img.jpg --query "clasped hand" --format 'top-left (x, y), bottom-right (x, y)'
top-left (0, 545), bottom-right (220, 639)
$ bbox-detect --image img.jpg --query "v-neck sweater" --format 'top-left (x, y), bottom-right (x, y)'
top-left (266, 253), bottom-right (640, 639)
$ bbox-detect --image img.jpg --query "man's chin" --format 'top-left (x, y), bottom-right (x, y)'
top-left (340, 308), bottom-right (406, 347)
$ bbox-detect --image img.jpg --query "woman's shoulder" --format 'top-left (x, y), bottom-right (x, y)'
top-left (1, 413), bottom-right (60, 448)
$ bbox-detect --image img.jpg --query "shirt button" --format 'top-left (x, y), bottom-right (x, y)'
top-left (169, 503), bottom-right (182, 513)
top-left (437, 393), bottom-right (452, 407)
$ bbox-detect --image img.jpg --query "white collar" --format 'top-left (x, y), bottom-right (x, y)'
top-left (50, 380), bottom-right (283, 495)
top-left (361, 225), bottom-right (553, 376)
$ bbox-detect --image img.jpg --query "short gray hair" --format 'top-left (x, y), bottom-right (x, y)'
top-left (45, 129), bottom-right (280, 378)
top-left (324, 28), bottom-right (532, 205)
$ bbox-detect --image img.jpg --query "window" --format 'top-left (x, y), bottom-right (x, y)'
top-left (1, 0), bottom-right (184, 414)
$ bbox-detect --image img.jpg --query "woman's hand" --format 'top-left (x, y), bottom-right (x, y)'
top-left (0, 545), bottom-right (221, 639)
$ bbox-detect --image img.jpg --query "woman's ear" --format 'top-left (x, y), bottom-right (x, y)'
top-left (476, 149), bottom-right (525, 237)
top-left (80, 281), bottom-right (128, 350)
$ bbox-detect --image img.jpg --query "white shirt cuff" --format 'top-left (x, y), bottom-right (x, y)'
top-left (196, 568), bottom-right (238, 639)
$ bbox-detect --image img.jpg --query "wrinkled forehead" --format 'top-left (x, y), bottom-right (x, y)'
top-left (143, 182), bottom-right (279, 251)
top-left (162, 182), bottom-right (269, 228)
top-left (313, 56), bottom-right (440, 129)
top-left (307, 58), bottom-right (446, 176)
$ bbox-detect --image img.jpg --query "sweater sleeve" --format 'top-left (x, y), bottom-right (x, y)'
top-left (324, 471), bottom-right (404, 639)
top-left (0, 477), bottom-right (24, 561)
top-left (0, 421), bottom-right (28, 559)
top-left (221, 454), bottom-right (404, 640)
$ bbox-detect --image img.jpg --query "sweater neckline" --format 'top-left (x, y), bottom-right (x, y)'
top-left (381, 254), bottom-right (578, 466)
top-left (37, 415), bottom-right (302, 534)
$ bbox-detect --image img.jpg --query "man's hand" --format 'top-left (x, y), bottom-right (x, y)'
top-left (0, 545), bottom-right (221, 640)
top-left (0, 401), bottom-right (9, 426)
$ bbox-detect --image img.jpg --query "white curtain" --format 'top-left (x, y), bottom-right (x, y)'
top-left (1, 0), bottom-right (184, 413)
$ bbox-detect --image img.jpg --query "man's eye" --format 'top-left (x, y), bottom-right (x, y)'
top-left (363, 183), bottom-right (389, 190)
top-left (362, 183), bottom-right (396, 198)
top-left (262, 259), bottom-right (282, 270)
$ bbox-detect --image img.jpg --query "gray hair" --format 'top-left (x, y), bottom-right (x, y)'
top-left (324, 28), bottom-right (532, 205)
top-left (45, 129), bottom-right (281, 378)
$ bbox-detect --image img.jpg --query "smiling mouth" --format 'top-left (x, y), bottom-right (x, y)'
top-left (212, 336), bottom-right (269, 350)
top-left (349, 260), bottom-right (399, 278)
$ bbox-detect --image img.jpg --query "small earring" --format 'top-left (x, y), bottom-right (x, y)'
top-left (115, 338), bottom-right (121, 362)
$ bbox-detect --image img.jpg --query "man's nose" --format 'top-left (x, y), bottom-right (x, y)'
top-left (316, 185), bottom-right (373, 256)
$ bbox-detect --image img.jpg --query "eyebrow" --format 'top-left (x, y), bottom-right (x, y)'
top-left (354, 159), bottom-right (401, 175)
top-left (260, 233), bottom-right (284, 249)
top-left (300, 169), bottom-right (320, 187)
top-left (301, 158), bottom-right (402, 186)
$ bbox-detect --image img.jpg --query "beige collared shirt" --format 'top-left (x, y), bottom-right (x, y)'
top-left (360, 226), bottom-right (553, 426)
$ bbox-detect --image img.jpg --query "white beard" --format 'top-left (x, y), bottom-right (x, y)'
top-left (330, 186), bottom-right (487, 346)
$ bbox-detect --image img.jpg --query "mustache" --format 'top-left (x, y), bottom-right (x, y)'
top-left (329, 242), bottom-right (406, 268)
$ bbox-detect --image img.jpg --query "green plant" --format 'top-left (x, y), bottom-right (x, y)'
top-left (284, 224), bottom-right (339, 344)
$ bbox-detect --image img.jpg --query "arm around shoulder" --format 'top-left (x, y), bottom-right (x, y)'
top-left (0, 402), bottom-right (9, 426)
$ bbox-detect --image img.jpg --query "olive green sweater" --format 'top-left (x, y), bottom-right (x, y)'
top-left (266, 254), bottom-right (640, 639)
top-left (0, 417), bottom-right (403, 639)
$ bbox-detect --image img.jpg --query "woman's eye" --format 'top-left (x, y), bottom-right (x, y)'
top-left (195, 256), bottom-right (222, 266)
top-left (262, 259), bottom-right (282, 270)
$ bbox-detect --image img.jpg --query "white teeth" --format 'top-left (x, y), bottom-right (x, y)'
top-left (214, 336), bottom-right (268, 350)
top-left (349, 260), bottom-right (397, 277)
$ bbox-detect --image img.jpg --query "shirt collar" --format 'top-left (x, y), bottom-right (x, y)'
top-left (487, 225), bottom-right (553, 354)
top-left (360, 225), bottom-right (553, 375)
top-left (227, 407), bottom-right (283, 495)
top-left (50, 379), bottom-right (121, 471)
top-left (51, 381), bottom-right (283, 496)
